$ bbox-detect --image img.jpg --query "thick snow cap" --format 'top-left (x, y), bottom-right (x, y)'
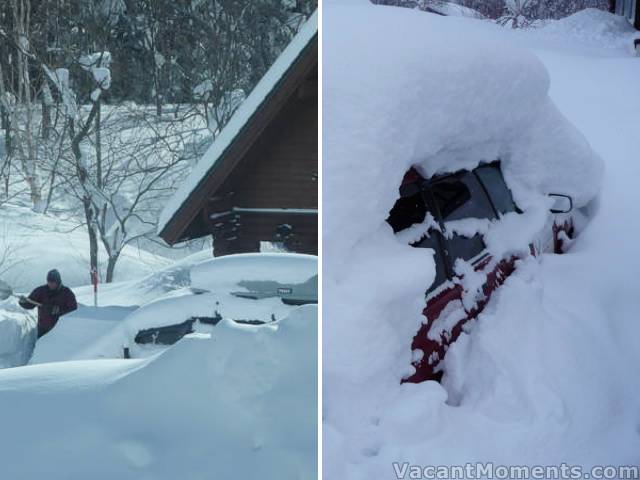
top-left (323, 2), bottom-right (602, 382)
top-left (324, 2), bottom-right (602, 267)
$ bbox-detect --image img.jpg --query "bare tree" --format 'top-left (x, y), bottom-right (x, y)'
top-left (0, 0), bottom-right (45, 210)
top-left (0, 225), bottom-right (20, 279)
top-left (0, 0), bottom-right (317, 284)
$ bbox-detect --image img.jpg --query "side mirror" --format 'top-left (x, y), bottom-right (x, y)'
top-left (548, 193), bottom-right (573, 214)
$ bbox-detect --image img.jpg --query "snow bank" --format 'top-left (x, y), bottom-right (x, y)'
top-left (0, 307), bottom-right (317, 478)
top-left (33, 252), bottom-right (317, 362)
top-left (0, 299), bottom-right (36, 368)
top-left (539, 8), bottom-right (639, 51)
top-left (75, 289), bottom-right (303, 360)
top-left (30, 305), bottom-right (135, 364)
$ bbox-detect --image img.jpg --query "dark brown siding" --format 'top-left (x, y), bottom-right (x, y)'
top-left (159, 36), bottom-right (317, 245)
top-left (158, 32), bottom-right (318, 256)
top-left (203, 71), bottom-right (318, 256)
top-left (212, 213), bottom-right (317, 257)
top-left (216, 84), bottom-right (317, 210)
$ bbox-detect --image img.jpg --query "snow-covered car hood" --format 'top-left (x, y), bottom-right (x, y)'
top-left (67, 253), bottom-right (318, 359)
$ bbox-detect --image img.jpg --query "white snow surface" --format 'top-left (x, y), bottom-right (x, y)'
top-left (0, 301), bottom-right (36, 368)
top-left (0, 203), bottom-right (171, 292)
top-left (0, 307), bottom-right (317, 479)
top-left (536, 8), bottom-right (640, 52)
top-left (28, 252), bottom-right (317, 364)
top-left (323, 0), bottom-right (602, 395)
top-left (324, 3), bottom-right (640, 477)
top-left (191, 252), bottom-right (317, 289)
top-left (157, 10), bottom-right (318, 233)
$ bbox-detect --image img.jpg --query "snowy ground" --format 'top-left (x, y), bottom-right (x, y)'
top-left (0, 203), bottom-right (173, 292)
top-left (0, 312), bottom-right (317, 479)
top-left (324, 5), bottom-right (640, 477)
top-left (0, 253), bottom-right (318, 478)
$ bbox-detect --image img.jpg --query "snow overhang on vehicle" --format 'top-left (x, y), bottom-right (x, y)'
top-left (231, 275), bottom-right (318, 306)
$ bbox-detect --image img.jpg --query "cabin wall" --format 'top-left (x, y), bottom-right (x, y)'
top-left (226, 86), bottom-right (318, 210)
top-left (212, 213), bottom-right (317, 257)
top-left (207, 72), bottom-right (318, 256)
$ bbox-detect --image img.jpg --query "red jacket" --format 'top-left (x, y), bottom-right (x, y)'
top-left (19, 285), bottom-right (78, 330)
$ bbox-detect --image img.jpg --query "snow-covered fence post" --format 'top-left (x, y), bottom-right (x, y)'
top-left (90, 267), bottom-right (99, 307)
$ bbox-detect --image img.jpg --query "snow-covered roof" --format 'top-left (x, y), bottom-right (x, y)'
top-left (158, 11), bottom-right (318, 240)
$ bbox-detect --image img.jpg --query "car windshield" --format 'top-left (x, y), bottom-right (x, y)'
top-left (429, 176), bottom-right (471, 219)
top-left (429, 171), bottom-right (496, 222)
top-left (387, 161), bottom-right (517, 293)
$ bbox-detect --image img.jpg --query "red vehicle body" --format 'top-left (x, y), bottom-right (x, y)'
top-left (387, 161), bottom-right (574, 383)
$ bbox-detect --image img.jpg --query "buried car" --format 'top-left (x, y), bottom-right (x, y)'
top-left (388, 160), bottom-right (578, 383)
top-left (124, 253), bottom-right (317, 354)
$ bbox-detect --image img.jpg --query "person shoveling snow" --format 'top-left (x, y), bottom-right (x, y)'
top-left (17, 270), bottom-right (77, 338)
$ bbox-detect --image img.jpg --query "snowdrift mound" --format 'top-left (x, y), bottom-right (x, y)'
top-left (541, 8), bottom-right (639, 47)
top-left (323, 1), bottom-right (602, 386)
top-left (0, 299), bottom-right (36, 368)
top-left (0, 306), bottom-right (317, 479)
top-left (64, 253), bottom-right (317, 360)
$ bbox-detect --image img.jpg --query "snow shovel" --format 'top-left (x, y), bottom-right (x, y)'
top-left (0, 279), bottom-right (42, 306)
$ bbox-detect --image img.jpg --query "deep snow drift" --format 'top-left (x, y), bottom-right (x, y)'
top-left (0, 304), bottom-right (36, 368)
top-left (0, 251), bottom-right (318, 477)
top-left (323, 0), bottom-right (602, 401)
top-left (323, 2), bottom-right (639, 477)
top-left (0, 247), bottom-right (210, 368)
top-left (0, 308), bottom-right (317, 479)
top-left (28, 252), bottom-right (317, 364)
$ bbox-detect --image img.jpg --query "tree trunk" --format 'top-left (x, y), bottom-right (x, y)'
top-left (83, 196), bottom-right (99, 275)
top-left (41, 95), bottom-right (50, 140)
top-left (69, 103), bottom-right (101, 277)
top-left (95, 100), bottom-right (102, 187)
top-left (154, 73), bottom-right (162, 117)
top-left (105, 252), bottom-right (119, 283)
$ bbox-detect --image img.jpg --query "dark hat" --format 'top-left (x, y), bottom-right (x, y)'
top-left (47, 269), bottom-right (61, 285)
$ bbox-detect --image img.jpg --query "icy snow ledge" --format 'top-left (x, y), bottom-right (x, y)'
top-left (0, 306), bottom-right (317, 478)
